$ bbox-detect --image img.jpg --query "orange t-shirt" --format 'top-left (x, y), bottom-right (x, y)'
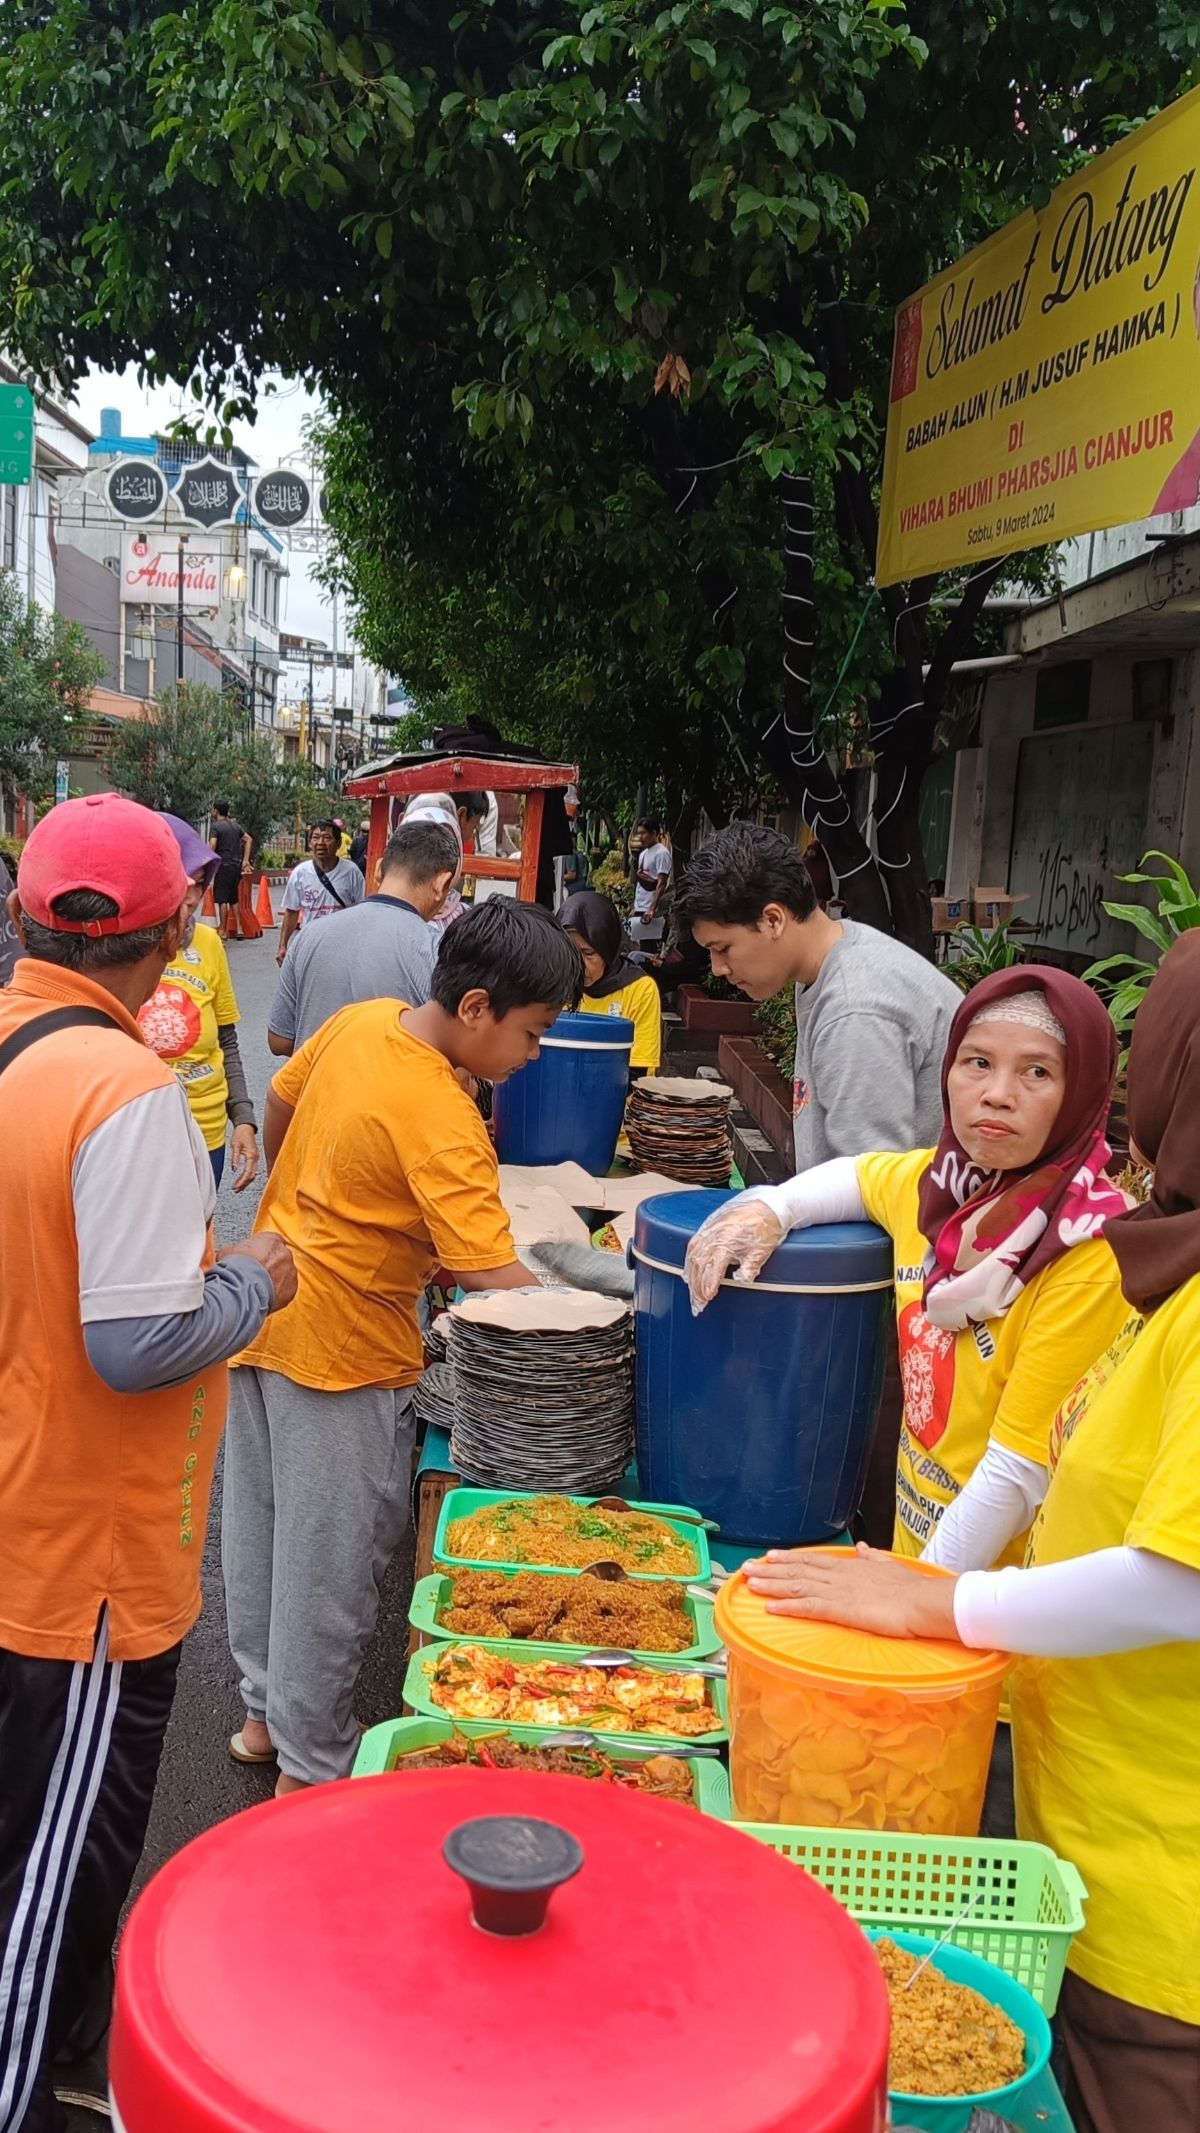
top-left (0, 962), bottom-right (227, 1663)
top-left (237, 1001), bottom-right (516, 1391)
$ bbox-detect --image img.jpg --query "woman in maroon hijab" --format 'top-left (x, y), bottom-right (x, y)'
top-left (746, 935), bottom-right (1200, 2132)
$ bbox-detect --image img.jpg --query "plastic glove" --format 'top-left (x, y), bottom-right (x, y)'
top-left (684, 1193), bottom-right (786, 1316)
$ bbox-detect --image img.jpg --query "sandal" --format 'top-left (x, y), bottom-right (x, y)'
top-left (229, 1727), bottom-right (276, 1766)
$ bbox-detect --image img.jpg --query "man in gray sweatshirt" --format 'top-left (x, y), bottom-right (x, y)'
top-left (677, 822), bottom-right (959, 1170)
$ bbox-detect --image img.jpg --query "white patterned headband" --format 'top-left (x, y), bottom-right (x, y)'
top-left (967, 990), bottom-right (1067, 1046)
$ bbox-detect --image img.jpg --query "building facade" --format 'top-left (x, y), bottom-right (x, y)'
top-left (54, 410), bottom-right (288, 730)
top-left (935, 503), bottom-right (1200, 966)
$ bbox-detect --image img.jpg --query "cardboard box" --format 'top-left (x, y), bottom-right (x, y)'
top-left (970, 885), bottom-right (1028, 929)
top-left (932, 894), bottom-right (970, 934)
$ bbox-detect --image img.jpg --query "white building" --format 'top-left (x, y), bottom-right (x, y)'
top-left (0, 360), bottom-right (92, 613)
top-left (54, 410), bottom-right (288, 729)
top-left (937, 500), bottom-right (1200, 965)
top-left (277, 632), bottom-right (393, 783)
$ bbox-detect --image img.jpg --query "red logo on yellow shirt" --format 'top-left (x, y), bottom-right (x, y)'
top-left (898, 1299), bottom-right (957, 1450)
top-left (139, 984), bottom-right (201, 1060)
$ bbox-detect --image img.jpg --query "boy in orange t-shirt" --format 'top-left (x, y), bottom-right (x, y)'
top-left (224, 900), bottom-right (584, 1790)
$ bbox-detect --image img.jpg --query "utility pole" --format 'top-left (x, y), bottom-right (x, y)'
top-left (176, 532), bottom-right (188, 684)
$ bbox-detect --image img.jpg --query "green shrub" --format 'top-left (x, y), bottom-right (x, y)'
top-left (946, 921), bottom-right (1024, 993)
top-left (1085, 851), bottom-right (1200, 1055)
top-left (755, 986), bottom-right (797, 1082)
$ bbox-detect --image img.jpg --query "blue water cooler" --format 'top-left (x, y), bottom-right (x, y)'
top-left (632, 1190), bottom-right (894, 1545)
top-left (493, 1012), bottom-right (635, 1175)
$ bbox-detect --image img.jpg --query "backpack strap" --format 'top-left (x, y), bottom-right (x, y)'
top-left (0, 1006), bottom-right (122, 1079)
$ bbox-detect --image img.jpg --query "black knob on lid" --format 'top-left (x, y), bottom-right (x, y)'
top-left (443, 1816), bottom-right (585, 1937)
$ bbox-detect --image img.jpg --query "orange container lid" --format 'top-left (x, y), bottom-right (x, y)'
top-left (714, 1555), bottom-right (1010, 1691)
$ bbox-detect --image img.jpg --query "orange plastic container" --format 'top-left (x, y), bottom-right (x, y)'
top-left (714, 1558), bottom-right (1009, 1836)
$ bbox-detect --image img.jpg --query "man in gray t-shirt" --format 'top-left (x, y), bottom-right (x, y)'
top-left (677, 822), bottom-right (959, 1170)
top-left (267, 819), bottom-right (460, 1055)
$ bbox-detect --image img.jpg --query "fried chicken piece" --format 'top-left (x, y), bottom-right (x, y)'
top-left (441, 1569), bottom-right (694, 1651)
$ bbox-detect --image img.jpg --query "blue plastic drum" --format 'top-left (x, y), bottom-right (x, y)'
top-left (493, 1011), bottom-right (635, 1175)
top-left (633, 1190), bottom-right (894, 1546)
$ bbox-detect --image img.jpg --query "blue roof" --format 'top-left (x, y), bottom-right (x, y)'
top-left (89, 433), bottom-right (157, 459)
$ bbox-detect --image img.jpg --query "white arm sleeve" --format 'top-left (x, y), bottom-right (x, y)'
top-left (954, 1546), bottom-right (1200, 1656)
top-left (748, 1156), bottom-right (866, 1233)
top-left (922, 1440), bottom-right (1049, 1572)
top-left (74, 1082), bottom-right (215, 1321)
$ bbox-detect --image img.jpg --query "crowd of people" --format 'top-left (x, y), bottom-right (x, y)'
top-left (1, 790), bottom-right (1195, 2127)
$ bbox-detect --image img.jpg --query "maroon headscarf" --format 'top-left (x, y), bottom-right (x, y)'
top-left (1105, 931), bottom-right (1200, 1311)
top-left (917, 967), bottom-right (1126, 1328)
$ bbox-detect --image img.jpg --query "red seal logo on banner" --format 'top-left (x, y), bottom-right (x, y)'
top-left (890, 298), bottom-right (923, 403)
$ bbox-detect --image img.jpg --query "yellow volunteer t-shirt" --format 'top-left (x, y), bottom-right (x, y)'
top-left (1011, 1287), bottom-right (1200, 2022)
top-left (137, 921), bottom-right (237, 1151)
top-left (577, 974), bottom-right (663, 1072)
top-left (237, 1000), bottom-right (516, 1392)
top-left (857, 1148), bottom-right (1131, 1562)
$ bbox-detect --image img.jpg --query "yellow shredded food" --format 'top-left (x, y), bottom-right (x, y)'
top-left (877, 1937), bottom-right (1026, 2098)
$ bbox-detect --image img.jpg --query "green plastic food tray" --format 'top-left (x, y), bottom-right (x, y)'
top-left (433, 1486), bottom-right (714, 1583)
top-left (409, 1570), bottom-right (721, 1662)
top-left (731, 1825), bottom-right (1086, 2012)
top-left (352, 1712), bottom-right (731, 1817)
top-left (402, 1638), bottom-right (729, 1745)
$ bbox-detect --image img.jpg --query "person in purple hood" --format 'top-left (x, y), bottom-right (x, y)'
top-left (137, 814), bottom-right (260, 1190)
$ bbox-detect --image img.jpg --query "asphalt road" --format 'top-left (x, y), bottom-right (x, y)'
top-left (141, 927), bottom-right (417, 1870)
top-left (64, 927), bottom-right (416, 2125)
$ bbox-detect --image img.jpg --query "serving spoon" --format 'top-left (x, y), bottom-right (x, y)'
top-left (550, 1728), bottom-right (724, 1761)
top-left (577, 1646), bottom-right (727, 1678)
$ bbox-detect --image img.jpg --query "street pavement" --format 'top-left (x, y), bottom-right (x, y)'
top-left (64, 925), bottom-right (416, 2126)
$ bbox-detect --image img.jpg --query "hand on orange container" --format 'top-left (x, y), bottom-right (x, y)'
top-left (685, 1192), bottom-right (786, 1315)
top-left (745, 1543), bottom-right (961, 1640)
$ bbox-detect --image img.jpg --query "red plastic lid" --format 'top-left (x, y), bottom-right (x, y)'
top-left (111, 1771), bottom-right (889, 2133)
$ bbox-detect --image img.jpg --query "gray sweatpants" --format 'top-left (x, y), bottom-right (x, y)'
top-left (222, 1366), bottom-right (415, 1785)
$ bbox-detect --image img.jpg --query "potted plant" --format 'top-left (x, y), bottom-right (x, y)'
top-left (945, 921), bottom-right (1025, 993)
top-left (1085, 851), bottom-right (1200, 1157)
top-left (678, 970), bottom-right (758, 1037)
top-left (1084, 851), bottom-right (1200, 1054)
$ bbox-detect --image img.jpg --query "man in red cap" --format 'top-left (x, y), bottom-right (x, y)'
top-left (0, 793), bottom-right (296, 2132)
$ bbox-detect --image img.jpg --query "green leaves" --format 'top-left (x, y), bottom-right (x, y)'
top-left (1086, 850), bottom-right (1200, 1037)
top-left (0, 574), bottom-right (103, 809)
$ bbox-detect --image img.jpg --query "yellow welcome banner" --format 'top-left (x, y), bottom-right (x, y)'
top-left (877, 85), bottom-right (1200, 586)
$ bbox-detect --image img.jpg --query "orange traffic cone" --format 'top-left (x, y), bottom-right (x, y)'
top-left (237, 875), bottom-right (263, 942)
top-left (255, 873), bottom-right (276, 928)
top-left (202, 884), bottom-right (216, 919)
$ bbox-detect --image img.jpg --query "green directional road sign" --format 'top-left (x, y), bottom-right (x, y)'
top-left (0, 384), bottom-right (35, 486)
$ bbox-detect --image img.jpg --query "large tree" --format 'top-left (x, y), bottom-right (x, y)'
top-left (0, 572), bottom-right (103, 812)
top-left (2, 1), bottom-right (1196, 936)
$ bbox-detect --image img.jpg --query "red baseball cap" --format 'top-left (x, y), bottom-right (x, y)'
top-left (18, 794), bottom-right (190, 937)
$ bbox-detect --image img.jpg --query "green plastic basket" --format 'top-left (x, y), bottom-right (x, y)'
top-left (353, 1713), bottom-right (731, 1817)
top-left (409, 1570), bottom-right (720, 1663)
top-left (433, 1486), bottom-right (714, 1583)
top-left (732, 1825), bottom-right (1086, 2012)
top-left (403, 1638), bottom-right (729, 1745)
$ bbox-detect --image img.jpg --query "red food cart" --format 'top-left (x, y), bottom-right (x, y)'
top-left (344, 748), bottom-right (579, 905)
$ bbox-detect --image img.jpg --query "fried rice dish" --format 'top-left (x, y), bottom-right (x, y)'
top-left (876, 1937), bottom-right (1027, 2098)
top-left (395, 1730), bottom-right (696, 1802)
top-left (426, 1644), bottom-right (716, 1737)
top-left (444, 1494), bottom-right (698, 1575)
top-left (440, 1568), bottom-right (695, 1652)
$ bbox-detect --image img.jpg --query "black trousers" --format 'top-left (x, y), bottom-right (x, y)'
top-left (0, 1612), bottom-right (180, 2133)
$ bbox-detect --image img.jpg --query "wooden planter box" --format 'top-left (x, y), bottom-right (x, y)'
top-left (678, 984), bottom-right (758, 1036)
top-left (718, 1036), bottom-right (794, 1165)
